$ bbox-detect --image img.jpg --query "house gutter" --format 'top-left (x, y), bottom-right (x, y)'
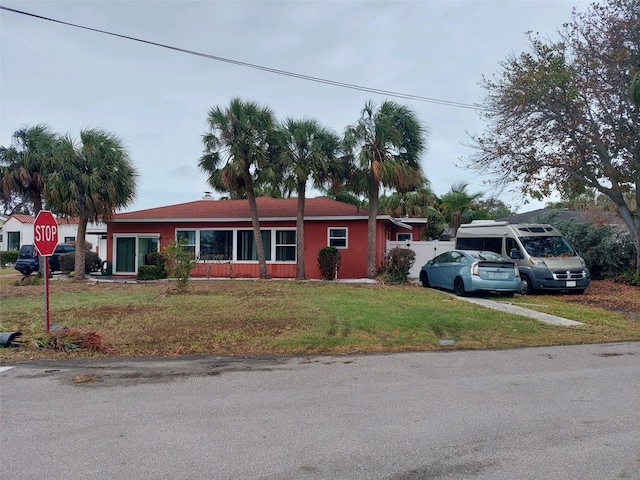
top-left (112, 215), bottom-right (374, 223)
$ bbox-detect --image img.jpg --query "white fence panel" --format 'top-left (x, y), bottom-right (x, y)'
top-left (386, 240), bottom-right (456, 278)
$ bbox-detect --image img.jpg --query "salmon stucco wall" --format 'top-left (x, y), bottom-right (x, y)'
top-left (107, 218), bottom-right (383, 279)
top-left (303, 220), bottom-right (368, 279)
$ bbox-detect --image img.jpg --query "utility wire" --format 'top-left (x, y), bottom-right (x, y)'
top-left (0, 5), bottom-right (488, 111)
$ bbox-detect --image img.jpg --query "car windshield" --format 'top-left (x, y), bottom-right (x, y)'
top-left (519, 236), bottom-right (575, 258)
top-left (469, 251), bottom-right (507, 262)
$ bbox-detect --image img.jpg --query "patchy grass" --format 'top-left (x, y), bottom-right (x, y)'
top-left (1, 278), bottom-right (639, 361)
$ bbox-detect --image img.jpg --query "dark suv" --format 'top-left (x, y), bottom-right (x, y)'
top-left (14, 243), bottom-right (76, 276)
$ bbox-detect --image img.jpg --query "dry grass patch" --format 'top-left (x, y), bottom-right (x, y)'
top-left (1, 278), bottom-right (639, 360)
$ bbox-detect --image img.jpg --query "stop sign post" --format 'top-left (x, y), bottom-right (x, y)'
top-left (34, 211), bottom-right (59, 332)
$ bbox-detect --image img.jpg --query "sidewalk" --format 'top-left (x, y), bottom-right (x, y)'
top-left (452, 295), bottom-right (583, 326)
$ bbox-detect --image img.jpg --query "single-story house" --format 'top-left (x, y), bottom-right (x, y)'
top-left (107, 196), bottom-right (416, 279)
top-left (0, 214), bottom-right (107, 257)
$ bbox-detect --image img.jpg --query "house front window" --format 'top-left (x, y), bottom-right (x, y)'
top-left (237, 230), bottom-right (271, 261)
top-left (7, 231), bottom-right (20, 251)
top-left (200, 230), bottom-right (232, 260)
top-left (397, 233), bottom-right (411, 242)
top-left (174, 228), bottom-right (296, 262)
top-left (275, 230), bottom-right (296, 261)
top-left (328, 228), bottom-right (347, 248)
top-left (176, 230), bottom-right (197, 258)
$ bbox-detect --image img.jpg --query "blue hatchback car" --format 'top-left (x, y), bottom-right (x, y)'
top-left (420, 250), bottom-right (521, 296)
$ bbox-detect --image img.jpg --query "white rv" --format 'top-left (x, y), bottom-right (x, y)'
top-left (455, 220), bottom-right (590, 294)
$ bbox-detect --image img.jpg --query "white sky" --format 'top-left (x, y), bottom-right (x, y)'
top-left (0, 0), bottom-right (590, 213)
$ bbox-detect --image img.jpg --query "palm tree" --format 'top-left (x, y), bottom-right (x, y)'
top-left (344, 100), bottom-right (427, 278)
top-left (0, 124), bottom-right (59, 214)
top-left (439, 182), bottom-right (483, 235)
top-left (46, 129), bottom-right (138, 280)
top-left (199, 98), bottom-right (276, 279)
top-left (379, 180), bottom-right (438, 218)
top-left (277, 118), bottom-right (340, 279)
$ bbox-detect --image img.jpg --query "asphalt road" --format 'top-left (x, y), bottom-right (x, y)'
top-left (1, 343), bottom-right (639, 479)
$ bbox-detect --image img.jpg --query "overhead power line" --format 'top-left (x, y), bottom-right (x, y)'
top-left (0, 5), bottom-right (487, 111)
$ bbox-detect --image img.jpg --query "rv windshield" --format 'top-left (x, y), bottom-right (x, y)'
top-left (519, 236), bottom-right (576, 258)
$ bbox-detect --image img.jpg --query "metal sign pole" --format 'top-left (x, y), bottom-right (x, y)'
top-left (44, 256), bottom-right (50, 332)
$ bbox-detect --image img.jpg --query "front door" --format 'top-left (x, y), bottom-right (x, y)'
top-left (115, 237), bottom-right (136, 273)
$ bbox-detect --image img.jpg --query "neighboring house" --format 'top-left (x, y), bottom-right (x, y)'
top-left (107, 196), bottom-right (414, 279)
top-left (0, 214), bottom-right (107, 257)
top-left (0, 214), bottom-right (6, 248)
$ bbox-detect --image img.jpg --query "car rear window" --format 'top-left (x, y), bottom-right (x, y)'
top-left (19, 245), bottom-right (35, 257)
top-left (54, 245), bottom-right (75, 254)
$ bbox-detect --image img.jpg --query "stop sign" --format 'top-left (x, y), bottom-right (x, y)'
top-left (33, 210), bottom-right (59, 256)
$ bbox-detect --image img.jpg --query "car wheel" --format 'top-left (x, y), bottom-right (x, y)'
top-left (420, 271), bottom-right (430, 288)
top-left (519, 275), bottom-right (532, 295)
top-left (454, 277), bottom-right (466, 296)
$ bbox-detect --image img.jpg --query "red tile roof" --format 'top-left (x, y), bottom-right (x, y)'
top-left (7, 214), bottom-right (35, 224)
top-left (113, 196), bottom-right (369, 221)
top-left (5, 214), bottom-right (81, 225)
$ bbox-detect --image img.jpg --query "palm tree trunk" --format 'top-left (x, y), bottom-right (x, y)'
top-left (74, 216), bottom-right (88, 280)
top-left (367, 180), bottom-right (379, 279)
top-left (453, 211), bottom-right (462, 237)
top-left (296, 186), bottom-right (306, 280)
top-left (245, 175), bottom-right (269, 279)
top-left (30, 192), bottom-right (43, 214)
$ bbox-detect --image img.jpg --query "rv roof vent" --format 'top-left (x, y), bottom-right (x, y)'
top-left (461, 220), bottom-right (509, 227)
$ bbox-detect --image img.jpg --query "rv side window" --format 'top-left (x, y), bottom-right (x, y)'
top-left (456, 237), bottom-right (502, 253)
top-left (482, 238), bottom-right (502, 254)
top-left (456, 238), bottom-right (484, 250)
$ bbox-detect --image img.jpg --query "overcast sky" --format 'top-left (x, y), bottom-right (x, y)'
top-left (0, 0), bottom-right (591, 213)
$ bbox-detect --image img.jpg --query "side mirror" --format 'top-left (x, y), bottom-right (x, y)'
top-left (510, 248), bottom-right (523, 260)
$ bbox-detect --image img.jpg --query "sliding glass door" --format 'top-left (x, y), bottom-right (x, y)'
top-left (114, 236), bottom-right (159, 273)
top-left (115, 237), bottom-right (136, 273)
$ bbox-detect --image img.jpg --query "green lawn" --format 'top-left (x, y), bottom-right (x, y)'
top-left (1, 278), bottom-right (639, 360)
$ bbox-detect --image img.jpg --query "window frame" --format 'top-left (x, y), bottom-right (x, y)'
top-left (174, 227), bottom-right (297, 263)
top-left (275, 229), bottom-right (296, 262)
top-left (236, 229), bottom-right (272, 262)
top-left (199, 229), bottom-right (233, 261)
top-left (176, 230), bottom-right (197, 259)
top-left (328, 227), bottom-right (348, 249)
top-left (7, 231), bottom-right (20, 251)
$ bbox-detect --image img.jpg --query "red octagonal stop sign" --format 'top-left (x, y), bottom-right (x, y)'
top-left (33, 210), bottom-right (59, 256)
